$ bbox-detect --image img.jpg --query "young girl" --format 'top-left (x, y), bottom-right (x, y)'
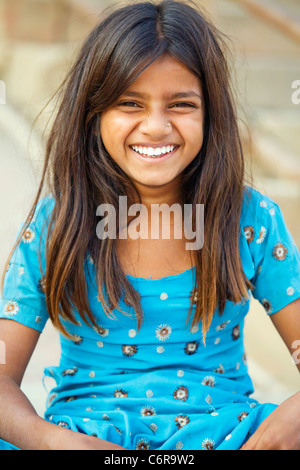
top-left (0, 0), bottom-right (300, 451)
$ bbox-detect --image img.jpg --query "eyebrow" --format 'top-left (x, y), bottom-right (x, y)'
top-left (121, 91), bottom-right (202, 100)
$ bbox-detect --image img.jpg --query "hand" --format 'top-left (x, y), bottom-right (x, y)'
top-left (45, 423), bottom-right (128, 450)
top-left (240, 391), bottom-right (300, 450)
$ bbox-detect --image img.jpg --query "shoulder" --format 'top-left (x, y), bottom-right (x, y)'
top-left (29, 194), bottom-right (55, 235)
top-left (240, 185), bottom-right (288, 248)
top-left (241, 185), bottom-right (279, 222)
top-left (33, 194), bottom-right (55, 222)
top-left (15, 194), bottom-right (55, 249)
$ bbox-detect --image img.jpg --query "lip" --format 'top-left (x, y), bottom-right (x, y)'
top-left (129, 145), bottom-right (179, 162)
top-left (130, 143), bottom-right (178, 148)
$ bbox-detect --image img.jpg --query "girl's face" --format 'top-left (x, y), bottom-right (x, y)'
top-left (100, 56), bottom-right (204, 195)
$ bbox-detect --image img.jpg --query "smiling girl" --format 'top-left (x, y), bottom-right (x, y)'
top-left (0, 0), bottom-right (300, 451)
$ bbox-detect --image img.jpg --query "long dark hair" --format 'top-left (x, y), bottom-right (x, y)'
top-left (1, 0), bottom-right (254, 341)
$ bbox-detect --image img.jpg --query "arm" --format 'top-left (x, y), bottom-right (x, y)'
top-left (0, 319), bottom-right (127, 450)
top-left (241, 298), bottom-right (300, 450)
top-left (271, 298), bottom-right (300, 372)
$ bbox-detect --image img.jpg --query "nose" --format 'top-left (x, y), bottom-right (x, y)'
top-left (139, 111), bottom-right (172, 139)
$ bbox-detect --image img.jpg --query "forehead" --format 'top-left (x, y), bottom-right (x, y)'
top-left (123, 56), bottom-right (202, 97)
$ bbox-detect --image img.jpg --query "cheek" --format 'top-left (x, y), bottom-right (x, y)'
top-left (183, 118), bottom-right (204, 150)
top-left (100, 114), bottom-right (134, 151)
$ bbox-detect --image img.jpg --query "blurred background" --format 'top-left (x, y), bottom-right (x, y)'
top-left (0, 0), bottom-right (299, 417)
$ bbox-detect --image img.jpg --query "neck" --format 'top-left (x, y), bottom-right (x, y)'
top-left (132, 177), bottom-right (183, 210)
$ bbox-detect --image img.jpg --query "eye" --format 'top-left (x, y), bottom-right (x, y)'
top-left (118, 101), bottom-right (140, 108)
top-left (171, 102), bottom-right (198, 108)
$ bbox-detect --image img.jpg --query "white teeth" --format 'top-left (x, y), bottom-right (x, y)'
top-left (131, 145), bottom-right (176, 157)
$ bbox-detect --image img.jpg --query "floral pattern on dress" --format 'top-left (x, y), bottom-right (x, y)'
top-left (93, 325), bottom-right (109, 337)
top-left (114, 388), bottom-right (128, 398)
top-left (140, 406), bottom-right (156, 417)
top-left (184, 341), bottom-right (199, 355)
top-left (272, 242), bottom-right (288, 261)
top-left (202, 438), bottom-right (215, 450)
top-left (237, 412), bottom-right (249, 422)
top-left (232, 325), bottom-right (240, 341)
top-left (189, 288), bottom-right (198, 304)
top-left (1, 189), bottom-right (300, 451)
top-left (3, 300), bottom-right (19, 316)
top-left (155, 324), bottom-right (172, 341)
top-left (261, 298), bottom-right (273, 314)
top-left (21, 227), bottom-right (35, 244)
top-left (173, 386), bottom-right (189, 401)
top-left (201, 376), bottom-right (216, 387)
top-left (136, 438), bottom-right (150, 450)
top-left (243, 226), bottom-right (255, 243)
top-left (256, 226), bottom-right (267, 244)
top-left (175, 415), bottom-right (190, 429)
top-left (122, 345), bottom-right (138, 357)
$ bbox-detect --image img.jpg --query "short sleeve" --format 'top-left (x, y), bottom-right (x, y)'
top-left (241, 187), bottom-right (300, 315)
top-left (0, 196), bottom-right (55, 332)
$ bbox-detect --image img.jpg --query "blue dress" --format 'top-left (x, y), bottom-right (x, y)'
top-left (1, 186), bottom-right (300, 450)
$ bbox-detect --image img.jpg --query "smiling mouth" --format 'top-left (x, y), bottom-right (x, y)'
top-left (130, 145), bottom-right (178, 158)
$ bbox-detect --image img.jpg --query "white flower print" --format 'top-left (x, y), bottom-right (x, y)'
top-left (201, 376), bottom-right (216, 387)
top-left (216, 320), bottom-right (230, 331)
top-left (135, 438), bottom-right (150, 450)
top-left (122, 344), bottom-right (138, 356)
top-left (114, 388), bottom-right (128, 398)
top-left (189, 288), bottom-right (198, 304)
top-left (4, 300), bottom-right (19, 316)
top-left (237, 412), bottom-right (249, 422)
top-left (202, 438), bottom-right (215, 450)
top-left (57, 420), bottom-right (70, 428)
top-left (243, 226), bottom-right (255, 243)
top-left (175, 415), bottom-right (190, 429)
top-left (22, 227), bottom-right (35, 244)
top-left (140, 406), bottom-right (156, 417)
top-left (261, 298), bottom-right (273, 314)
top-left (173, 385), bottom-right (189, 401)
top-left (184, 341), bottom-right (199, 355)
top-left (232, 325), bottom-right (240, 341)
top-left (93, 325), bottom-right (109, 337)
top-left (38, 276), bottom-right (46, 293)
top-left (272, 242), bottom-right (288, 261)
top-left (155, 324), bottom-right (172, 341)
top-left (72, 335), bottom-right (83, 345)
top-left (62, 366), bottom-right (78, 377)
top-left (214, 364), bottom-right (225, 374)
top-left (256, 226), bottom-right (266, 244)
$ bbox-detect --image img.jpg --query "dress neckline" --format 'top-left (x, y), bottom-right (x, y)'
top-left (125, 265), bottom-right (196, 282)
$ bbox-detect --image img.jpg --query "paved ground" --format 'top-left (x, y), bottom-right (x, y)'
top-left (0, 101), bottom-right (299, 418)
